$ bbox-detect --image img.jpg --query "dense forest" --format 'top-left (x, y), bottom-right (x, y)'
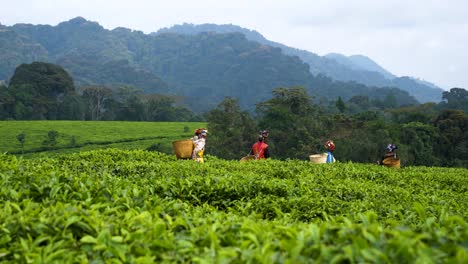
top-left (157, 23), bottom-right (443, 103)
top-left (206, 87), bottom-right (468, 168)
top-left (0, 62), bottom-right (199, 121)
top-left (0, 17), bottom-right (439, 111)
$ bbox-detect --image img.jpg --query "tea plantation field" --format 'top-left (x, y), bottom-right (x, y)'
top-left (1, 149), bottom-right (467, 263)
top-left (0, 121), bottom-right (206, 157)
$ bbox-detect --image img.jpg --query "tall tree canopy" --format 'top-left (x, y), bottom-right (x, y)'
top-left (8, 62), bottom-right (77, 119)
top-left (256, 86), bottom-right (324, 160)
top-left (206, 97), bottom-right (256, 160)
top-left (441, 88), bottom-right (468, 113)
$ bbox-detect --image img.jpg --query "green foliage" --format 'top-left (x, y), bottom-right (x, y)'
top-left (69, 135), bottom-right (77, 147)
top-left (42, 130), bottom-right (59, 147)
top-left (311, 77), bottom-right (419, 110)
top-left (7, 62), bottom-right (78, 120)
top-left (158, 23), bottom-right (443, 103)
top-left (433, 109), bottom-right (468, 167)
top-left (335, 96), bottom-right (346, 113)
top-left (206, 97), bottom-right (257, 159)
top-left (139, 94), bottom-right (199, 122)
top-left (441, 87), bottom-right (468, 113)
top-left (72, 59), bottom-right (169, 94)
top-left (145, 142), bottom-right (172, 154)
top-left (0, 83), bottom-right (14, 119)
top-left (0, 121), bottom-right (206, 155)
top-left (16, 132), bottom-right (26, 153)
top-left (256, 87), bottom-right (325, 160)
top-left (388, 103), bottom-right (438, 124)
top-left (332, 120), bottom-right (394, 163)
top-left (400, 122), bottom-right (439, 166)
top-left (383, 92), bottom-right (398, 108)
top-left (0, 149), bottom-right (466, 262)
top-left (9, 62), bottom-right (75, 97)
top-left (81, 85), bottom-right (113, 121)
top-left (57, 94), bottom-right (85, 120)
top-left (78, 85), bottom-right (200, 121)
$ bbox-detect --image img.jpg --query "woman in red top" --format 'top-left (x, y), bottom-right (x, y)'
top-left (250, 135), bottom-right (270, 159)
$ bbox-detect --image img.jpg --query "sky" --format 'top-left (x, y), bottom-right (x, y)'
top-left (2, 0), bottom-right (467, 90)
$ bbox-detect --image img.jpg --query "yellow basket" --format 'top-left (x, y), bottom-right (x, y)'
top-left (172, 140), bottom-right (193, 159)
top-left (382, 157), bottom-right (400, 168)
top-left (240, 155), bottom-right (256, 163)
top-left (309, 153), bottom-right (328, 164)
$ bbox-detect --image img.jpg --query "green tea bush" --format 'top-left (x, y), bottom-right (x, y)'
top-left (0, 149), bottom-right (467, 263)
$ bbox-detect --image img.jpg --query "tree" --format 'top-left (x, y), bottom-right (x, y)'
top-left (441, 87), bottom-right (468, 113)
top-left (16, 132), bottom-right (26, 153)
top-left (115, 86), bottom-right (144, 121)
top-left (346, 95), bottom-right (371, 113)
top-left (81, 85), bottom-right (113, 120)
top-left (256, 86), bottom-right (324, 159)
top-left (383, 93), bottom-right (398, 109)
top-left (433, 109), bottom-right (468, 167)
top-left (388, 103), bottom-right (438, 124)
top-left (334, 127), bottom-right (391, 163)
top-left (400, 122), bottom-right (439, 166)
top-left (0, 83), bottom-right (14, 119)
top-left (57, 94), bottom-right (85, 120)
top-left (8, 62), bottom-right (77, 119)
top-left (336, 96), bottom-right (346, 113)
top-left (43, 130), bottom-right (59, 147)
top-left (206, 97), bottom-right (256, 160)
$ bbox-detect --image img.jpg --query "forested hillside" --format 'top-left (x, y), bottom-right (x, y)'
top-left (157, 23), bottom-right (443, 103)
top-left (0, 17), bottom-right (422, 111)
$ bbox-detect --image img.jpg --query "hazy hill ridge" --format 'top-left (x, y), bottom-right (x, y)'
top-left (0, 17), bottom-right (428, 110)
top-left (157, 23), bottom-right (443, 103)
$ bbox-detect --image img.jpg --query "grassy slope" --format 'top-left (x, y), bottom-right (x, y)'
top-left (0, 121), bottom-right (206, 155)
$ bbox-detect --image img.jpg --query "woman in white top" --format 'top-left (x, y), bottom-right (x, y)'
top-left (192, 129), bottom-right (207, 163)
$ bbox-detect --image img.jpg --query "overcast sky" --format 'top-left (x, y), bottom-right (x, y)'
top-left (2, 0), bottom-right (467, 89)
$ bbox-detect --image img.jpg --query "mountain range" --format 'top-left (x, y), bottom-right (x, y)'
top-left (156, 23), bottom-right (443, 103)
top-left (0, 17), bottom-right (442, 111)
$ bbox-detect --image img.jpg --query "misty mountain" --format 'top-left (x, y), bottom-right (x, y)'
top-left (0, 17), bottom-right (420, 111)
top-left (157, 23), bottom-right (443, 103)
top-left (0, 26), bottom-right (48, 81)
top-left (324, 53), bottom-right (395, 79)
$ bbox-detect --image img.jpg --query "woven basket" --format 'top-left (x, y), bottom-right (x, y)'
top-left (172, 140), bottom-right (193, 159)
top-left (309, 153), bottom-right (328, 164)
top-left (382, 157), bottom-right (400, 168)
top-left (240, 155), bottom-right (256, 163)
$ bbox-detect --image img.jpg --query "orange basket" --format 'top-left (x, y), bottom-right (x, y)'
top-left (240, 155), bottom-right (256, 163)
top-left (172, 140), bottom-right (193, 159)
top-left (382, 157), bottom-right (400, 168)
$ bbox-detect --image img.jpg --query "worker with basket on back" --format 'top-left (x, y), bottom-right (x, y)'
top-left (378, 143), bottom-right (400, 168)
top-left (324, 140), bottom-right (336, 163)
top-left (192, 128), bottom-right (208, 163)
top-left (249, 132), bottom-right (270, 160)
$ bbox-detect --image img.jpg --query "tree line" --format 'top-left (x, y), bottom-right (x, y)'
top-left (206, 87), bottom-right (468, 168)
top-left (1, 62), bottom-right (467, 168)
top-left (0, 62), bottom-right (200, 121)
